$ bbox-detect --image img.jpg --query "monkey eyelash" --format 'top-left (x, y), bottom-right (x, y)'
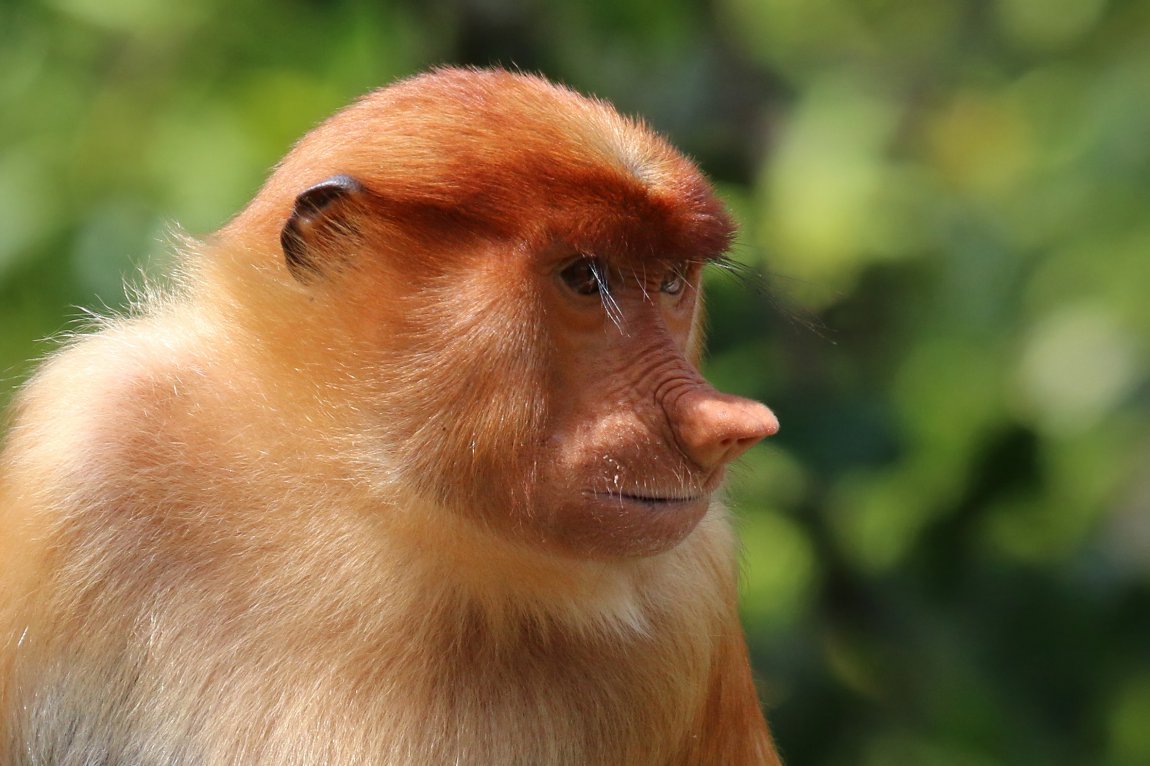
top-left (561, 256), bottom-right (717, 326)
top-left (705, 254), bottom-right (836, 341)
top-left (706, 254), bottom-right (749, 277)
top-left (704, 255), bottom-right (762, 293)
top-left (559, 256), bottom-right (608, 296)
top-left (597, 270), bottom-right (625, 330)
top-left (559, 256), bottom-right (626, 329)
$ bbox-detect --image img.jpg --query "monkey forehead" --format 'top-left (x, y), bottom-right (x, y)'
top-left (241, 68), bottom-right (734, 262)
top-left (337, 68), bottom-right (696, 196)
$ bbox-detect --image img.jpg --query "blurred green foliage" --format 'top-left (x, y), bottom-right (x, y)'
top-left (2, 0), bottom-right (1149, 763)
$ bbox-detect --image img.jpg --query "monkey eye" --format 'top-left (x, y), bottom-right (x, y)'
top-left (660, 266), bottom-right (688, 296)
top-left (560, 258), bottom-right (608, 296)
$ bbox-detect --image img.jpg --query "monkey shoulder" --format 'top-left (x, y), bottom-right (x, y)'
top-left (2, 316), bottom-right (226, 514)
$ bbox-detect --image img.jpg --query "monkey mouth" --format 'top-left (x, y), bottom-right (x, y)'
top-left (594, 491), bottom-right (705, 507)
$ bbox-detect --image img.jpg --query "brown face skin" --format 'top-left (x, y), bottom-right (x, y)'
top-left (533, 253), bottom-right (777, 558)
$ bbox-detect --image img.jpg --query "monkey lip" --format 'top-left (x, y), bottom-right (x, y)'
top-left (594, 491), bottom-right (706, 507)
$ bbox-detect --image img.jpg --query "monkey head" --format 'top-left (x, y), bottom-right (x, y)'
top-left (213, 68), bottom-right (778, 559)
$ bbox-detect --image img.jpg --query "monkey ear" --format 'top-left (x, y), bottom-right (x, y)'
top-left (281, 174), bottom-right (366, 281)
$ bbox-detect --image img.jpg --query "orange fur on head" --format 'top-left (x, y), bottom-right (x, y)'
top-left (0, 68), bottom-right (782, 765)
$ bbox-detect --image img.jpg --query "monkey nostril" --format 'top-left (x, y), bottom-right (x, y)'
top-left (717, 418), bottom-right (777, 464)
top-left (726, 434), bottom-right (761, 450)
top-left (733, 432), bottom-right (772, 460)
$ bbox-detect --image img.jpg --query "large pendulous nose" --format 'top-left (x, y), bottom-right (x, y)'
top-left (667, 387), bottom-right (779, 470)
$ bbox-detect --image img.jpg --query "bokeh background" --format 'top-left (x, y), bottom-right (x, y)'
top-left (2, 0), bottom-right (1149, 763)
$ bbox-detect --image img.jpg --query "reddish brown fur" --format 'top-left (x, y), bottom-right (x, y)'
top-left (0, 68), bottom-right (781, 765)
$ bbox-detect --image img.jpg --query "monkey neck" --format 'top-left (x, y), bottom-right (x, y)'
top-left (366, 494), bottom-right (739, 636)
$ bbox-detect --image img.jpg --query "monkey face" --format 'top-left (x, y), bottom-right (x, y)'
top-left (334, 242), bottom-right (777, 560)
top-left (235, 68), bottom-right (777, 560)
top-left (525, 249), bottom-right (776, 558)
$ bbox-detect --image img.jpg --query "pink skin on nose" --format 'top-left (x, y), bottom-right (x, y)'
top-left (668, 388), bottom-right (779, 471)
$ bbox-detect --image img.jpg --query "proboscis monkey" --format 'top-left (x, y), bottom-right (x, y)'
top-left (0, 67), bottom-right (782, 765)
